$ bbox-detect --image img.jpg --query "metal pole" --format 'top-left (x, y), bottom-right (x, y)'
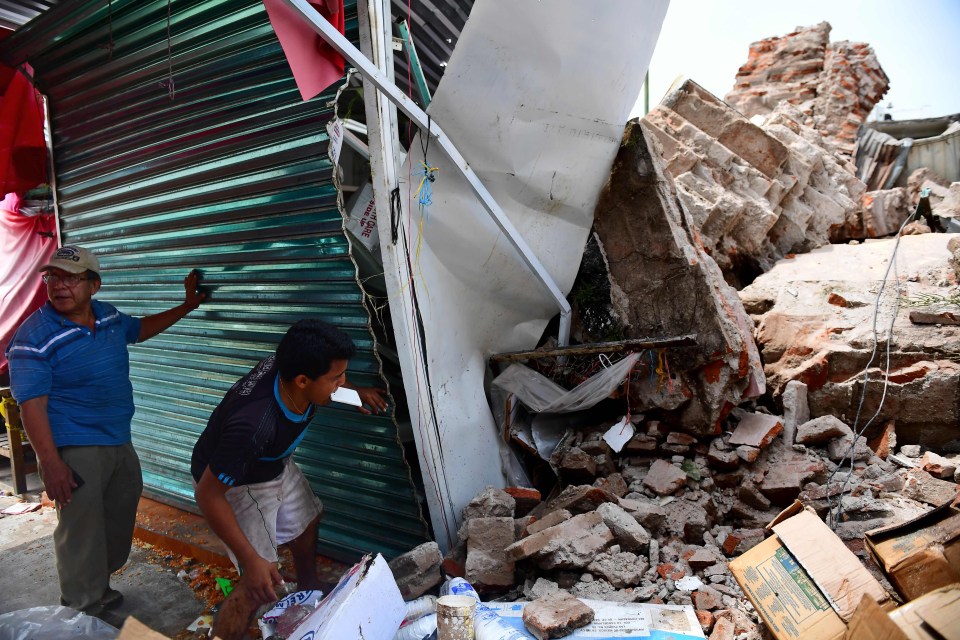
top-left (644, 70), bottom-right (650, 115)
top-left (355, 0), bottom-right (457, 551)
top-left (279, 0), bottom-right (572, 346)
top-left (490, 333), bottom-right (698, 364)
top-left (396, 19), bottom-right (431, 107)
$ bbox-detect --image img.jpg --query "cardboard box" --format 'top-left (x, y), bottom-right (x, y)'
top-left (846, 584), bottom-right (960, 640)
top-left (287, 553), bottom-right (405, 640)
top-left (865, 502), bottom-right (960, 601)
top-left (117, 617), bottom-right (171, 640)
top-left (729, 502), bottom-right (891, 640)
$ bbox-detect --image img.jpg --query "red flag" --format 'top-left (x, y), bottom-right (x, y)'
top-left (0, 68), bottom-right (46, 195)
top-left (263, 0), bottom-right (346, 102)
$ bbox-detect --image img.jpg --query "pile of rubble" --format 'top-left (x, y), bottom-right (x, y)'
top-left (640, 80), bottom-right (865, 281)
top-left (741, 232), bottom-right (960, 448)
top-left (724, 22), bottom-right (889, 159)
top-left (388, 396), bottom-right (960, 639)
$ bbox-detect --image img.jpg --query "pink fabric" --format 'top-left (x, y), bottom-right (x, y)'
top-left (262, 0), bottom-right (345, 102)
top-left (0, 192), bottom-right (56, 377)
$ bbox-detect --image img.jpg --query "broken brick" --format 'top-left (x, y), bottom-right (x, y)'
top-left (728, 412), bottom-right (783, 448)
top-left (593, 472), bottom-right (629, 498)
top-left (643, 459), bottom-right (689, 496)
top-left (559, 447), bottom-right (598, 484)
top-left (526, 509), bottom-right (573, 536)
top-left (546, 485), bottom-right (619, 514)
top-left (505, 486), bottom-right (542, 516)
top-left (466, 517), bottom-right (516, 589)
top-left (522, 592), bottom-right (595, 640)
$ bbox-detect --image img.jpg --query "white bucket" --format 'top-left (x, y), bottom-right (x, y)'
top-left (436, 594), bottom-right (477, 640)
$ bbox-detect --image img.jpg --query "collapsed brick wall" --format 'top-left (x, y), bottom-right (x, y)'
top-left (642, 80), bottom-right (865, 284)
top-left (590, 118), bottom-right (763, 435)
top-left (724, 22), bottom-right (889, 158)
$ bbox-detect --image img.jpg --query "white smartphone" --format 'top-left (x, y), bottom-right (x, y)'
top-left (330, 386), bottom-right (363, 407)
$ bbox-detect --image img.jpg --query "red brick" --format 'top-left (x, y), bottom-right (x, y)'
top-left (696, 610), bottom-right (715, 633)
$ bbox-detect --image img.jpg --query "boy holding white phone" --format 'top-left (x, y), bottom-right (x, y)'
top-left (190, 319), bottom-right (387, 610)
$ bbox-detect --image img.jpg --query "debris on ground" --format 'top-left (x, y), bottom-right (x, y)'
top-left (739, 233), bottom-right (960, 448)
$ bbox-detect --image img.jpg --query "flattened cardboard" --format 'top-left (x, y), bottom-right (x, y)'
top-left (288, 553), bottom-right (405, 640)
top-left (117, 617), bottom-right (171, 640)
top-left (844, 595), bottom-right (908, 640)
top-left (773, 509), bottom-right (890, 619)
top-left (730, 503), bottom-right (891, 640)
top-left (898, 583), bottom-right (960, 640)
top-left (844, 585), bottom-right (960, 640)
top-left (730, 536), bottom-right (847, 640)
top-left (866, 502), bottom-right (960, 601)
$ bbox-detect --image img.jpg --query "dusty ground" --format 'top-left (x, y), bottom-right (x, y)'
top-left (0, 461), bottom-right (348, 639)
top-left (0, 489), bottom-right (229, 637)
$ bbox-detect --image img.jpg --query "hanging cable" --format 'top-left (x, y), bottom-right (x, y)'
top-left (826, 198), bottom-right (920, 529)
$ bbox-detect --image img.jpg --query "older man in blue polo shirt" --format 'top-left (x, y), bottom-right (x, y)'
top-left (6, 245), bottom-right (205, 616)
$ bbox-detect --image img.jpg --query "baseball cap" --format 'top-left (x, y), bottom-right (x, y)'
top-left (38, 245), bottom-right (101, 276)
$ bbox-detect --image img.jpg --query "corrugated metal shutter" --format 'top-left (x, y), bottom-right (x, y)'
top-left (2, 0), bottom-right (428, 561)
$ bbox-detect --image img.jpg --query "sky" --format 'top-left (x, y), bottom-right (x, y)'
top-left (630, 0), bottom-right (960, 121)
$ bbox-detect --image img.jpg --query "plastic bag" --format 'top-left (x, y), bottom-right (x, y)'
top-left (0, 606), bottom-right (119, 640)
top-left (492, 353), bottom-right (640, 414)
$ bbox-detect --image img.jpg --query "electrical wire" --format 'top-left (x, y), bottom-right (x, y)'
top-left (826, 203), bottom-right (918, 529)
top-left (398, 0), bottom-right (455, 548)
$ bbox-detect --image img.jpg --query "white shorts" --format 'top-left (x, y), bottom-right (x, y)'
top-left (222, 457), bottom-right (323, 569)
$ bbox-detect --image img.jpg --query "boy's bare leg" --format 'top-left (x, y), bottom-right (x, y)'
top-left (211, 582), bottom-right (260, 640)
top-left (284, 515), bottom-right (321, 591)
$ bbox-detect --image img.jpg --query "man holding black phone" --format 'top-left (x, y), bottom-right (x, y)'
top-left (6, 246), bottom-right (206, 617)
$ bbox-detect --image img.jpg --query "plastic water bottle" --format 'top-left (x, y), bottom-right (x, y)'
top-left (403, 595), bottom-right (438, 622)
top-left (441, 578), bottom-right (530, 640)
top-left (393, 613), bottom-right (438, 640)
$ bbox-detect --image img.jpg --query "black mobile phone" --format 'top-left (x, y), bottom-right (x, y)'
top-left (71, 467), bottom-right (85, 489)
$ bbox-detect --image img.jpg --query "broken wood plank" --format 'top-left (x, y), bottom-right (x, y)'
top-left (489, 334), bottom-right (698, 363)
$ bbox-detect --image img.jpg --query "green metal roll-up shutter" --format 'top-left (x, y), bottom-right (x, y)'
top-left (1, 0), bottom-right (428, 561)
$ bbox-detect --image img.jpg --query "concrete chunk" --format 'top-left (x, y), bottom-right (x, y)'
top-left (462, 486), bottom-right (515, 520)
top-left (796, 415), bottom-right (851, 445)
top-left (758, 459), bottom-right (825, 505)
top-left (465, 517), bottom-right (516, 589)
top-left (781, 380), bottom-right (809, 445)
top-left (596, 502), bottom-right (650, 552)
top-left (388, 541), bottom-right (443, 600)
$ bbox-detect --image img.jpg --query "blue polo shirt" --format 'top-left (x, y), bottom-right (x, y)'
top-left (6, 300), bottom-right (142, 447)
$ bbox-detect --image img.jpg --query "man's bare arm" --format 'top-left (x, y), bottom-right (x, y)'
top-left (138, 270), bottom-right (206, 342)
top-left (20, 397), bottom-right (77, 504)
